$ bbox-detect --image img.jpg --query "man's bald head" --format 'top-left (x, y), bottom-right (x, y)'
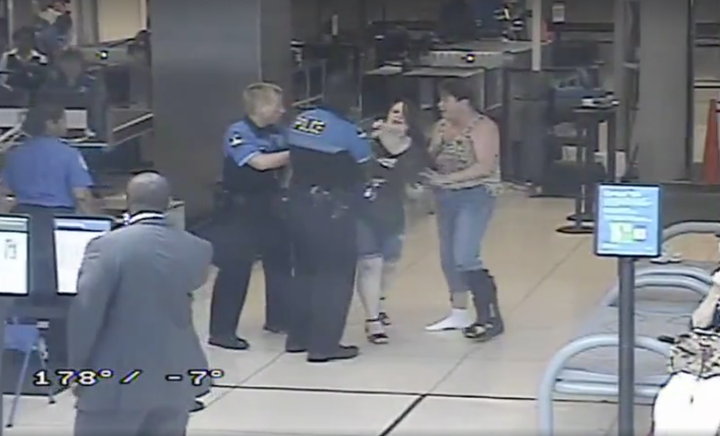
top-left (126, 172), bottom-right (171, 214)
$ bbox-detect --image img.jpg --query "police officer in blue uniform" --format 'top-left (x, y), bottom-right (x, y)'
top-left (208, 83), bottom-right (293, 351)
top-left (284, 75), bottom-right (374, 363)
top-left (0, 103), bottom-right (95, 365)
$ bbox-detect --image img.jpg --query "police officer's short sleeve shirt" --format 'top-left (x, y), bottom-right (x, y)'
top-left (288, 109), bottom-right (372, 164)
top-left (223, 119), bottom-right (288, 167)
top-left (1, 136), bottom-right (93, 208)
top-left (67, 148), bottom-right (93, 189)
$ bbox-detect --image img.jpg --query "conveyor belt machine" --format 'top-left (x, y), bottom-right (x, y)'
top-left (408, 40), bottom-right (542, 113)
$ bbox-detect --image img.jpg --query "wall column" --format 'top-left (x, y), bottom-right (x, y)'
top-left (149, 0), bottom-right (291, 218)
top-left (635, 0), bottom-right (691, 181)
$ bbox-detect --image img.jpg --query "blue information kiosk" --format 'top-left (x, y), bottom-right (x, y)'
top-left (594, 183), bottom-right (663, 436)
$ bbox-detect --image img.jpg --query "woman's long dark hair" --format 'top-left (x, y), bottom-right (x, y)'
top-left (389, 98), bottom-right (433, 174)
top-left (394, 98), bottom-right (423, 144)
top-left (22, 104), bottom-right (64, 136)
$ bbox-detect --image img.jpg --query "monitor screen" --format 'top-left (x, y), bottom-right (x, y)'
top-left (54, 217), bottom-right (113, 295)
top-left (0, 215), bottom-right (30, 296)
top-left (594, 184), bottom-right (662, 258)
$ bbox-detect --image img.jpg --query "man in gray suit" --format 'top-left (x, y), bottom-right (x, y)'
top-left (68, 172), bottom-right (213, 436)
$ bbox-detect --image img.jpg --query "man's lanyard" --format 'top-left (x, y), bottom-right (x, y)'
top-left (123, 212), bottom-right (166, 226)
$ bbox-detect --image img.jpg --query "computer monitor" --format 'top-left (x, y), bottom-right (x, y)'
top-left (54, 216), bottom-right (114, 295)
top-left (0, 214), bottom-right (30, 296)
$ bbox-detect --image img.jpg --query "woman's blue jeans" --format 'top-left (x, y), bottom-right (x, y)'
top-left (434, 185), bottom-right (496, 294)
top-left (357, 219), bottom-right (404, 262)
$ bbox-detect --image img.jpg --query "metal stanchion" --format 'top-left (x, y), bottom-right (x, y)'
top-left (595, 183), bottom-right (662, 436)
top-left (617, 257), bottom-right (636, 436)
top-left (558, 106), bottom-right (617, 235)
top-left (557, 111), bottom-right (595, 234)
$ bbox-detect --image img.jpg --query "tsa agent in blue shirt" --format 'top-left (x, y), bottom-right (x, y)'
top-left (208, 83), bottom-right (292, 352)
top-left (0, 104), bottom-right (95, 302)
top-left (284, 74), bottom-right (373, 364)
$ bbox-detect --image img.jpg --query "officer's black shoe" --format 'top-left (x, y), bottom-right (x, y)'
top-left (208, 336), bottom-right (250, 351)
top-left (263, 324), bottom-right (285, 334)
top-left (285, 338), bottom-right (306, 354)
top-left (307, 345), bottom-right (359, 363)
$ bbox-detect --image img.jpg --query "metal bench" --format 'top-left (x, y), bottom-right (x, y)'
top-left (538, 221), bottom-right (719, 434)
top-left (600, 272), bottom-right (708, 314)
top-left (537, 280), bottom-right (697, 435)
top-left (650, 221), bottom-right (720, 270)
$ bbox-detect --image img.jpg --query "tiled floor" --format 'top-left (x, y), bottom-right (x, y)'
top-left (4, 193), bottom-right (718, 435)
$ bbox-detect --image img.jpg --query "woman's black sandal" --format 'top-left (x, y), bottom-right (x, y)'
top-left (366, 319), bottom-right (389, 344)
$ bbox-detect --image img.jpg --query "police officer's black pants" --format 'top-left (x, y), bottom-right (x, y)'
top-left (286, 191), bottom-right (357, 356)
top-left (209, 197), bottom-right (292, 339)
top-left (11, 204), bottom-right (75, 367)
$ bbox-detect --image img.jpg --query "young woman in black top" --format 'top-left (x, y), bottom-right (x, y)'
top-left (356, 99), bottom-right (427, 344)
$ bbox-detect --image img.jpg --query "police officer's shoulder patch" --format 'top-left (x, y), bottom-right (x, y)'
top-left (229, 134), bottom-right (244, 147)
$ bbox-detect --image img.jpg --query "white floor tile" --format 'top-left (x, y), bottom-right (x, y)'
top-left (2, 195), bottom-right (700, 434)
top-left (189, 389), bottom-right (417, 435)
top-left (243, 351), bottom-right (463, 394)
top-left (390, 397), bottom-right (616, 435)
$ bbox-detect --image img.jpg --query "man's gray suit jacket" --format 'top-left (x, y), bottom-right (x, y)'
top-left (67, 217), bottom-right (212, 412)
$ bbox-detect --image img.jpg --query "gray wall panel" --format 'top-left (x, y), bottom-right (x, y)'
top-left (151, 0), bottom-right (288, 217)
top-left (636, 0), bottom-right (691, 181)
top-left (260, 0), bottom-right (292, 93)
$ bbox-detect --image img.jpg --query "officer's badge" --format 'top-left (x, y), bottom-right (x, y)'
top-left (229, 135), bottom-right (244, 147)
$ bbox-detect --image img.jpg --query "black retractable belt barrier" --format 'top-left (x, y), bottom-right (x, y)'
top-left (557, 105), bottom-right (617, 235)
top-left (556, 108), bottom-right (596, 234)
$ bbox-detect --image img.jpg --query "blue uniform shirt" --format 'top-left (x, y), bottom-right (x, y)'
top-left (2, 136), bottom-right (93, 208)
top-left (223, 118), bottom-right (288, 166)
top-left (287, 108), bottom-right (372, 164)
top-left (222, 118), bottom-right (288, 195)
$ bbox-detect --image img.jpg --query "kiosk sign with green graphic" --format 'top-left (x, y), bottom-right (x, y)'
top-left (593, 183), bottom-right (663, 436)
top-left (594, 184), bottom-right (662, 258)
